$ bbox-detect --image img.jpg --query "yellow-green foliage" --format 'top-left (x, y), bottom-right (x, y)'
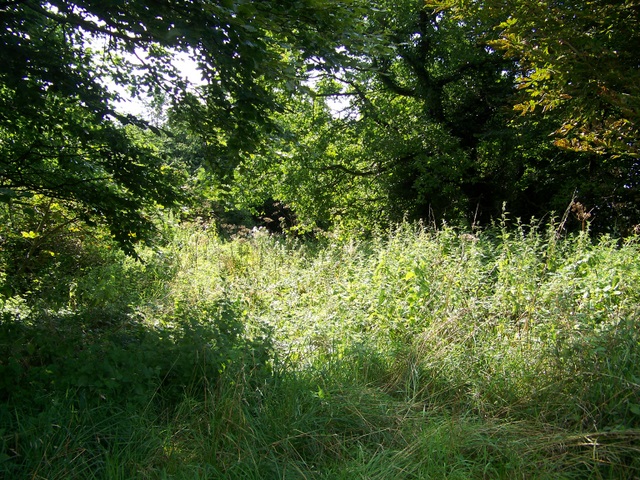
top-left (2, 220), bottom-right (639, 478)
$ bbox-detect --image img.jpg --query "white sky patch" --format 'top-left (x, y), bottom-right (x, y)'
top-left (99, 41), bottom-right (349, 122)
top-left (110, 49), bottom-right (205, 120)
top-left (86, 30), bottom-right (203, 120)
top-left (325, 94), bottom-right (355, 119)
top-left (305, 68), bottom-right (356, 120)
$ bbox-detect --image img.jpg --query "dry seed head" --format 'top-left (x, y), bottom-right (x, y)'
top-left (571, 202), bottom-right (592, 222)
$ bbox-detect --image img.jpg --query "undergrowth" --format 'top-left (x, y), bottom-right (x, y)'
top-left (1, 219), bottom-right (639, 478)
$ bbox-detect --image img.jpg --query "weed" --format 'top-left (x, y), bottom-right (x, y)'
top-left (2, 219), bottom-right (639, 478)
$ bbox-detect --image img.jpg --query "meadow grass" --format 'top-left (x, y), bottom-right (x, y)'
top-left (1, 220), bottom-right (639, 478)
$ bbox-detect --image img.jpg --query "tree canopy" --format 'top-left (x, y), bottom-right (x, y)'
top-left (1, 0), bottom-right (639, 258)
top-left (435, 0), bottom-right (640, 158)
top-left (227, 0), bottom-right (638, 232)
top-left (0, 0), bottom-right (360, 251)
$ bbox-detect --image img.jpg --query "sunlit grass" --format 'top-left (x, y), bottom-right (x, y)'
top-left (2, 219), bottom-right (639, 478)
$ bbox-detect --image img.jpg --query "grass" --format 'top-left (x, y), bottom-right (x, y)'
top-left (1, 219), bottom-right (640, 478)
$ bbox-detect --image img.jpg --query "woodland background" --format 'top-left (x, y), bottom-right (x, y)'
top-left (1, 1), bottom-right (639, 478)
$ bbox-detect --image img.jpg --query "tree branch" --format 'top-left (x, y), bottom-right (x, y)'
top-left (312, 152), bottom-right (418, 178)
top-left (374, 58), bottom-right (417, 97)
top-left (313, 163), bottom-right (381, 177)
top-left (24, 0), bottom-right (153, 43)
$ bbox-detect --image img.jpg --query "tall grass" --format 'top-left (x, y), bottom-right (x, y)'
top-left (1, 219), bottom-right (639, 478)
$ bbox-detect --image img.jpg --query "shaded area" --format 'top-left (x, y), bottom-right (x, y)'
top-left (0, 298), bottom-right (272, 478)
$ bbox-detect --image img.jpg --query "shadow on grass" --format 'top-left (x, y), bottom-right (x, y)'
top-left (2, 303), bottom-right (639, 479)
top-left (0, 299), bottom-right (273, 478)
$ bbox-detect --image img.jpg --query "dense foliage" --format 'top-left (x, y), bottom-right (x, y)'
top-left (2, 0), bottom-right (639, 247)
top-left (0, 0), bottom-right (358, 258)
top-left (1, 1), bottom-right (640, 477)
top-left (223, 0), bottom-right (639, 234)
top-left (1, 1), bottom-right (182, 254)
top-left (2, 222), bottom-right (639, 478)
top-left (436, 0), bottom-right (640, 158)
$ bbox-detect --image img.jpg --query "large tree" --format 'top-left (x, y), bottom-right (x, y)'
top-left (1, 1), bottom-right (179, 253)
top-left (427, 0), bottom-right (640, 231)
top-left (228, 0), bottom-right (639, 233)
top-left (0, 0), bottom-right (359, 252)
top-left (231, 0), bottom-right (580, 230)
top-left (435, 0), bottom-right (640, 158)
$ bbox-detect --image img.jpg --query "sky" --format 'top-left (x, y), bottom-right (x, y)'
top-left (110, 51), bottom-right (204, 119)
top-left (103, 45), bottom-right (350, 121)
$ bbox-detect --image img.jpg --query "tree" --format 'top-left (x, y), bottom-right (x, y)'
top-left (426, 0), bottom-right (640, 231)
top-left (1, 3), bottom-right (180, 254)
top-left (230, 0), bottom-right (546, 230)
top-left (227, 0), bottom-right (640, 233)
top-left (0, 0), bottom-right (366, 254)
top-left (433, 0), bottom-right (640, 158)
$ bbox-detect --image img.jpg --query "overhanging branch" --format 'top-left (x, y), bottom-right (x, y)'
top-left (24, 0), bottom-right (153, 44)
